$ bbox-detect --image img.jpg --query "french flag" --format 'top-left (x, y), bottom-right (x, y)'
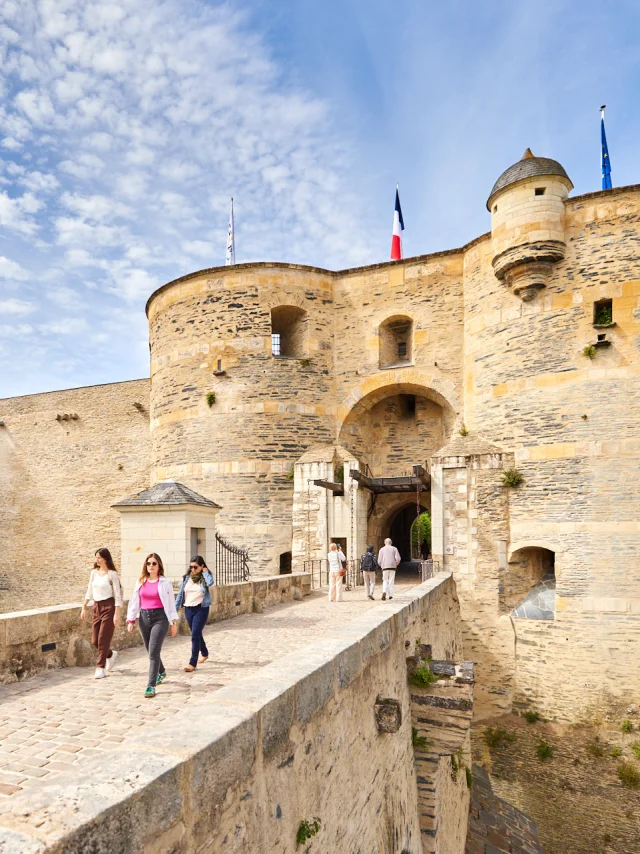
top-left (390, 185), bottom-right (404, 260)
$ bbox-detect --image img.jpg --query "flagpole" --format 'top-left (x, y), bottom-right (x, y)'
top-left (600, 104), bottom-right (612, 191)
top-left (225, 197), bottom-right (235, 265)
top-left (600, 105), bottom-right (605, 180)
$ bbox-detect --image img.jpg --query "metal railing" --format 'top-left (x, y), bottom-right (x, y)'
top-left (420, 559), bottom-right (441, 582)
top-left (215, 532), bottom-right (251, 585)
top-left (303, 558), bottom-right (441, 589)
top-left (303, 559), bottom-right (363, 590)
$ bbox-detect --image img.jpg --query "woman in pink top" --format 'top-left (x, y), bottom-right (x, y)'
top-left (126, 553), bottom-right (179, 698)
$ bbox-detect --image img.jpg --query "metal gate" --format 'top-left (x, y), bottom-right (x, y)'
top-left (215, 532), bottom-right (251, 585)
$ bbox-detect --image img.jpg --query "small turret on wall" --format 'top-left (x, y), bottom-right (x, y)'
top-left (487, 148), bottom-right (574, 301)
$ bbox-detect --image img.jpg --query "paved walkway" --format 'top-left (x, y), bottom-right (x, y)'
top-left (0, 579), bottom-right (417, 802)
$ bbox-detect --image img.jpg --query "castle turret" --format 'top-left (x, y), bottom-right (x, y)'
top-left (487, 149), bottom-right (573, 301)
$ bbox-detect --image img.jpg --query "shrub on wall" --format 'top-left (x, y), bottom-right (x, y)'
top-left (502, 469), bottom-right (523, 488)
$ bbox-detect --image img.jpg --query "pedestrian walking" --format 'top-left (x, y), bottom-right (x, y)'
top-left (360, 545), bottom-right (379, 600)
top-left (126, 553), bottom-right (179, 698)
top-left (175, 555), bottom-right (214, 672)
top-left (377, 537), bottom-right (401, 600)
top-left (327, 542), bottom-right (346, 602)
top-left (81, 548), bottom-right (123, 679)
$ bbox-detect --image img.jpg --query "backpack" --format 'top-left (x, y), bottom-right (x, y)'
top-left (361, 552), bottom-right (377, 571)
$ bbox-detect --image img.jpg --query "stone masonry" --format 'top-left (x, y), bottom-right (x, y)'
top-left (1, 150), bottom-right (639, 728)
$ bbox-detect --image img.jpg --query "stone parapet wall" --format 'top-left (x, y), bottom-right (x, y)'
top-left (0, 573), bottom-right (311, 684)
top-left (0, 573), bottom-right (469, 853)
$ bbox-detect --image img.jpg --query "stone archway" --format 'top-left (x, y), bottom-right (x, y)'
top-left (338, 379), bottom-right (457, 479)
top-left (336, 370), bottom-right (461, 435)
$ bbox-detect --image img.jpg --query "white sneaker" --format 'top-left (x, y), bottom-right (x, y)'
top-left (105, 650), bottom-right (118, 673)
top-left (94, 667), bottom-right (106, 679)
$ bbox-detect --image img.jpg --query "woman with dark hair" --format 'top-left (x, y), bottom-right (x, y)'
top-left (81, 548), bottom-right (123, 679)
top-left (126, 553), bottom-right (179, 698)
top-left (175, 555), bottom-right (214, 672)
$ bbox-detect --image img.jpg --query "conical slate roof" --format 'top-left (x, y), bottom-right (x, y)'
top-left (487, 148), bottom-right (573, 210)
top-left (113, 479), bottom-right (221, 508)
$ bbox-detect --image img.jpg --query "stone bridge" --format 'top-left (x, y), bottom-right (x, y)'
top-left (0, 573), bottom-right (527, 854)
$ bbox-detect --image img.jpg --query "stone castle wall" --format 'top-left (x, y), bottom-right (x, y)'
top-left (0, 380), bottom-right (150, 613)
top-left (146, 266), bottom-right (337, 575)
top-left (460, 186), bottom-right (640, 719)
top-left (0, 181), bottom-right (638, 724)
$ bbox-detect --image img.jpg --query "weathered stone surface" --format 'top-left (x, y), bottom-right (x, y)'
top-left (374, 696), bottom-right (402, 733)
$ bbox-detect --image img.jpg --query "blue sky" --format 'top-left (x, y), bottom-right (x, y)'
top-left (1, 0), bottom-right (639, 397)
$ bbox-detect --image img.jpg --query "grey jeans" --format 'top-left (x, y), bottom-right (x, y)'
top-left (139, 608), bottom-right (169, 688)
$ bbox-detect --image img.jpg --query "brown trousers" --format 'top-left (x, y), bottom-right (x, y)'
top-left (92, 598), bottom-right (115, 668)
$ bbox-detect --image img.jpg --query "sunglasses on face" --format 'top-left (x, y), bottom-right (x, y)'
top-left (147, 560), bottom-right (158, 566)
top-left (190, 564), bottom-right (199, 570)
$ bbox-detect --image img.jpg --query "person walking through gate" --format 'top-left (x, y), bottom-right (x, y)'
top-left (175, 555), bottom-right (214, 672)
top-left (378, 538), bottom-right (401, 600)
top-left (81, 548), bottom-right (123, 679)
top-left (126, 553), bottom-right (179, 698)
top-left (327, 542), bottom-right (346, 602)
top-left (360, 545), bottom-right (379, 600)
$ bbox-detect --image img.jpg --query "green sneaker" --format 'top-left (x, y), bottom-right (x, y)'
top-left (144, 686), bottom-right (156, 698)
top-left (155, 672), bottom-right (167, 686)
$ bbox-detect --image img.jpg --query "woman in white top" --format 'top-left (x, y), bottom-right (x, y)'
top-left (175, 555), bottom-right (214, 672)
top-left (81, 548), bottom-right (123, 679)
top-left (327, 542), bottom-right (346, 602)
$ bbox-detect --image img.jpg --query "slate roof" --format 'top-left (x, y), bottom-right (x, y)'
top-left (433, 433), bottom-right (505, 459)
top-left (113, 479), bottom-right (221, 508)
top-left (487, 148), bottom-right (573, 209)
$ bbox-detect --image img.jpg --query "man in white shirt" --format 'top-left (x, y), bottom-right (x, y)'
top-left (377, 538), bottom-right (401, 600)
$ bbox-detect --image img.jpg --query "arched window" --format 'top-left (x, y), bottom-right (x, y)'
top-left (506, 547), bottom-right (556, 619)
top-left (379, 315), bottom-right (413, 369)
top-left (271, 306), bottom-right (307, 358)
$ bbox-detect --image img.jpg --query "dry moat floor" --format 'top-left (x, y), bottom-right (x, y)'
top-left (472, 713), bottom-right (640, 854)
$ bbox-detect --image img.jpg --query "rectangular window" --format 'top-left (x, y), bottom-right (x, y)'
top-left (535, 187), bottom-right (545, 196)
top-left (593, 298), bottom-right (613, 326)
top-left (271, 333), bottom-right (281, 356)
top-left (398, 341), bottom-right (407, 359)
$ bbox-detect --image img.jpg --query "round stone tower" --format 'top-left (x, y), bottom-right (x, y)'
top-left (487, 148), bottom-right (574, 301)
top-left (145, 263), bottom-right (336, 574)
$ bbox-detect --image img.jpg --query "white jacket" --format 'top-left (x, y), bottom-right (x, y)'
top-left (84, 569), bottom-right (123, 607)
top-left (126, 577), bottom-right (179, 623)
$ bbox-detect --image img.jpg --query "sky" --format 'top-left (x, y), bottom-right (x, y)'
top-left (1, 0), bottom-right (639, 397)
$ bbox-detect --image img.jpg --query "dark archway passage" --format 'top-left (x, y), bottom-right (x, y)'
top-left (387, 502), bottom-right (429, 580)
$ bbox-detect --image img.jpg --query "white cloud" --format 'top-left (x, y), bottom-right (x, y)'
top-left (0, 0), bottom-right (375, 396)
top-left (39, 317), bottom-right (88, 335)
top-left (0, 256), bottom-right (29, 280)
top-left (0, 298), bottom-right (35, 315)
top-left (0, 190), bottom-right (42, 234)
top-left (182, 240), bottom-right (213, 258)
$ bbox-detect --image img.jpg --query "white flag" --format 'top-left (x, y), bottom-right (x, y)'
top-left (225, 198), bottom-right (235, 265)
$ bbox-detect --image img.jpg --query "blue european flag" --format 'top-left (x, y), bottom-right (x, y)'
top-left (601, 111), bottom-right (612, 190)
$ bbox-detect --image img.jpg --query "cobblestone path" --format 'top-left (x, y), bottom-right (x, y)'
top-left (0, 580), bottom-right (417, 801)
